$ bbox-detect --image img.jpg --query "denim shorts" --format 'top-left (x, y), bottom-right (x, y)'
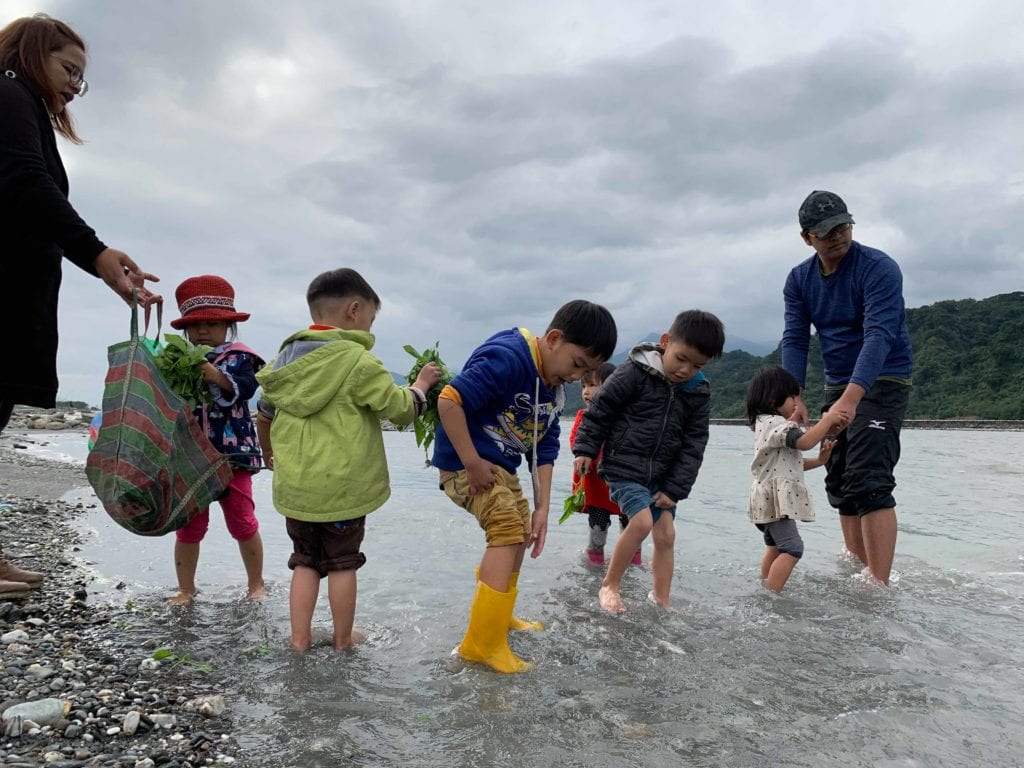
top-left (604, 478), bottom-right (676, 524)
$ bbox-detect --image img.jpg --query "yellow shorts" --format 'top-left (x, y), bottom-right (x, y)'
top-left (441, 467), bottom-right (532, 548)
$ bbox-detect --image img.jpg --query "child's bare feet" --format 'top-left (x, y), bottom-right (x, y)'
top-left (290, 634), bottom-right (312, 653)
top-left (598, 585), bottom-right (626, 614)
top-left (247, 582), bottom-right (267, 599)
top-left (646, 590), bottom-right (670, 609)
top-left (333, 627), bottom-right (367, 651)
top-left (166, 591), bottom-right (195, 606)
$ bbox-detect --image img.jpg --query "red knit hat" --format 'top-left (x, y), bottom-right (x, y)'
top-left (170, 275), bottom-right (251, 329)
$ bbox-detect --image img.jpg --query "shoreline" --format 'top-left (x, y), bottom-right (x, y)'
top-left (708, 418), bottom-right (1024, 431)
top-left (0, 437), bottom-right (245, 767)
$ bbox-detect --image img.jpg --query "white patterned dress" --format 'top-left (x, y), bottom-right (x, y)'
top-left (748, 414), bottom-right (815, 524)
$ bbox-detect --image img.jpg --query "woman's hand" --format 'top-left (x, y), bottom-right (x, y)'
top-left (94, 248), bottom-right (161, 307)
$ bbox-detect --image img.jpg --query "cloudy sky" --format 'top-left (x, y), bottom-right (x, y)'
top-left (10, 1), bottom-right (1023, 402)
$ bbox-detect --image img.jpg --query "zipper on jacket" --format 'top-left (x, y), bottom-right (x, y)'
top-left (647, 383), bottom-right (675, 485)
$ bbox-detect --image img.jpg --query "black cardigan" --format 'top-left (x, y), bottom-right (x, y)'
top-left (0, 69), bottom-right (107, 408)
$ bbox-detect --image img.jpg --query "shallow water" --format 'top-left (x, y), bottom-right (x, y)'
top-left (45, 426), bottom-right (1024, 766)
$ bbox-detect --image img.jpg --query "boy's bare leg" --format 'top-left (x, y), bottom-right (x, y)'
top-left (238, 532), bottom-right (266, 599)
top-left (840, 515), bottom-right (868, 565)
top-left (760, 546), bottom-right (780, 581)
top-left (600, 509), bottom-right (652, 614)
top-left (861, 508), bottom-right (897, 586)
top-left (327, 569), bottom-right (363, 650)
top-left (764, 553), bottom-right (799, 592)
top-left (167, 541), bottom-right (200, 606)
top-left (478, 543), bottom-right (521, 592)
top-left (648, 512), bottom-right (676, 608)
top-left (289, 565), bottom-right (320, 652)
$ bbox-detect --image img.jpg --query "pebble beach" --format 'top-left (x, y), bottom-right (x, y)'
top-left (1, 414), bottom-right (244, 768)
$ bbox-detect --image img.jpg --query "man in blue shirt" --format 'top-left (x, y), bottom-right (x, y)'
top-left (781, 191), bottom-right (913, 586)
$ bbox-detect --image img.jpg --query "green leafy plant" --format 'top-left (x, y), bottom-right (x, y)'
top-left (154, 334), bottom-right (213, 406)
top-left (404, 342), bottom-right (454, 464)
top-left (558, 485), bottom-right (586, 524)
top-left (241, 644), bottom-right (273, 659)
top-left (152, 648), bottom-right (214, 674)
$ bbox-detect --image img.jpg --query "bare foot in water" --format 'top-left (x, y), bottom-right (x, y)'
top-left (598, 585), bottom-right (626, 614)
top-left (247, 582), bottom-right (267, 599)
top-left (334, 628), bottom-right (367, 651)
top-left (647, 590), bottom-right (671, 609)
top-left (166, 591), bottom-right (194, 607)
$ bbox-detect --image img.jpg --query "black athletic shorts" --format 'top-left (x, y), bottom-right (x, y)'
top-left (821, 380), bottom-right (911, 517)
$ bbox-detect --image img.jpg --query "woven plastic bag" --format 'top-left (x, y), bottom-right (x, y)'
top-left (86, 297), bottom-right (233, 535)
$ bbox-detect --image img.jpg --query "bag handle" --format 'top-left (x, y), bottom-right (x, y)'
top-left (128, 290), bottom-right (163, 344)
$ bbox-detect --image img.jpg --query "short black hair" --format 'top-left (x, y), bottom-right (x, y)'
top-left (547, 300), bottom-right (617, 361)
top-left (306, 268), bottom-right (381, 316)
top-left (581, 361), bottom-right (616, 387)
top-left (745, 366), bottom-right (801, 428)
top-left (667, 310), bottom-right (725, 359)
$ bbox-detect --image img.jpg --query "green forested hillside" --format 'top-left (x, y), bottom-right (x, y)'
top-left (563, 293), bottom-right (1024, 419)
top-left (705, 292), bottom-right (1024, 419)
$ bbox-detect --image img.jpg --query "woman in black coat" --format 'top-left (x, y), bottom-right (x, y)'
top-left (0, 14), bottom-right (159, 594)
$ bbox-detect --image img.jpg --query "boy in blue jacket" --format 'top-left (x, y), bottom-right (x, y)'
top-left (433, 300), bottom-right (617, 673)
top-left (573, 310), bottom-right (724, 614)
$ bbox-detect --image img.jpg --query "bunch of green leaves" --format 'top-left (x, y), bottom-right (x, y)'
top-left (155, 334), bottom-right (213, 407)
top-left (558, 485), bottom-right (586, 524)
top-left (404, 342), bottom-right (454, 464)
top-left (152, 648), bottom-right (214, 674)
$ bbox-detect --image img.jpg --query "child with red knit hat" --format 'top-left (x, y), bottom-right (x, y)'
top-left (166, 275), bottom-right (266, 606)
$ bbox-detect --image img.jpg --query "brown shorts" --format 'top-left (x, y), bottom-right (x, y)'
top-left (286, 517), bottom-right (367, 577)
top-left (441, 467), bottom-right (532, 548)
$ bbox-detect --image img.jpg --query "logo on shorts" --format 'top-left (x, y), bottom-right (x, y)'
top-left (867, 420), bottom-right (887, 430)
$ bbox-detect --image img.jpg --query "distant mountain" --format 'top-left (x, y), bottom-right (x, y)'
top-left (703, 291), bottom-right (1024, 419)
top-left (401, 293), bottom-right (1024, 420)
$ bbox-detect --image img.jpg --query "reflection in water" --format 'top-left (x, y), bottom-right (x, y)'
top-left (65, 427), bottom-right (1024, 766)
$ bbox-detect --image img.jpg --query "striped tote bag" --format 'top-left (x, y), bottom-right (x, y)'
top-left (85, 298), bottom-right (233, 535)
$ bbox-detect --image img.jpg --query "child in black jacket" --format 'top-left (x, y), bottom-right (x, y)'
top-left (573, 310), bottom-right (724, 613)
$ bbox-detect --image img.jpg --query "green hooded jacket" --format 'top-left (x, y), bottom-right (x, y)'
top-left (255, 328), bottom-right (415, 522)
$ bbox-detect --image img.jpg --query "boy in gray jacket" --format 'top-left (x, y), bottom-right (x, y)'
top-left (573, 310), bottom-right (724, 613)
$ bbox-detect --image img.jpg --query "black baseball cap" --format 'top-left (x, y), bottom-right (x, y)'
top-left (799, 190), bottom-right (855, 237)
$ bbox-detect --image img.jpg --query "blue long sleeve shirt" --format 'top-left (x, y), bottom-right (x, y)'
top-left (781, 241), bottom-right (913, 390)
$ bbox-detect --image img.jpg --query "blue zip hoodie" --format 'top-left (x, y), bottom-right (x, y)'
top-left (431, 328), bottom-right (564, 474)
top-left (782, 241), bottom-right (913, 390)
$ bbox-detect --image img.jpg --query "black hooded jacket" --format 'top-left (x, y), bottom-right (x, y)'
top-left (0, 69), bottom-right (107, 408)
top-left (572, 343), bottom-right (712, 503)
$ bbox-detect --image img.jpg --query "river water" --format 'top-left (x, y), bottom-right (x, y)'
top-left (36, 426), bottom-right (1024, 767)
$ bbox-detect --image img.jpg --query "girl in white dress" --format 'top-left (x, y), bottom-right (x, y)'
top-left (746, 367), bottom-right (845, 591)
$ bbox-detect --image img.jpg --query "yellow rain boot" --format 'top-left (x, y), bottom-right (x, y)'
top-left (508, 571), bottom-right (543, 632)
top-left (457, 580), bottom-right (534, 673)
top-left (475, 568), bottom-right (544, 632)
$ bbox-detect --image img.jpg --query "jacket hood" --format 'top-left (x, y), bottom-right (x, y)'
top-left (257, 328), bottom-right (375, 417)
top-left (629, 342), bottom-right (709, 392)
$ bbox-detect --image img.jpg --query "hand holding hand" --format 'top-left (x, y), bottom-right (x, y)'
top-left (94, 248), bottom-right (161, 307)
top-left (817, 437), bottom-right (836, 463)
top-left (413, 362), bottom-right (442, 393)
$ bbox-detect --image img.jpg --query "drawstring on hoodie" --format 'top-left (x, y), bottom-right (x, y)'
top-left (531, 377), bottom-right (541, 501)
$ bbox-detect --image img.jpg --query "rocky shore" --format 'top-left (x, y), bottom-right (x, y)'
top-left (0, 432), bottom-right (244, 768)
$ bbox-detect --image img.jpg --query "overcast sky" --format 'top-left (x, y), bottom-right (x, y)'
top-left (11, 1), bottom-right (1023, 403)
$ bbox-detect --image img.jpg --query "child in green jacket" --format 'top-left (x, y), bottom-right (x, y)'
top-left (256, 268), bottom-right (440, 652)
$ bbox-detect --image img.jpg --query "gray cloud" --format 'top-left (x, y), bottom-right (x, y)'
top-left (26, 1), bottom-right (1024, 401)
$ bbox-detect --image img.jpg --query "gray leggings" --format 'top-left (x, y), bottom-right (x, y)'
top-left (755, 518), bottom-right (804, 559)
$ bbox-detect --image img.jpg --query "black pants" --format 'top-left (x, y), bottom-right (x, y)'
top-left (0, 401), bottom-right (13, 433)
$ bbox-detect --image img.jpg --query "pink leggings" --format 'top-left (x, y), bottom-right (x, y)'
top-left (175, 470), bottom-right (259, 544)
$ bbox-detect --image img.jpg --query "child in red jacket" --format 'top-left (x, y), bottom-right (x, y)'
top-left (568, 363), bottom-right (641, 567)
